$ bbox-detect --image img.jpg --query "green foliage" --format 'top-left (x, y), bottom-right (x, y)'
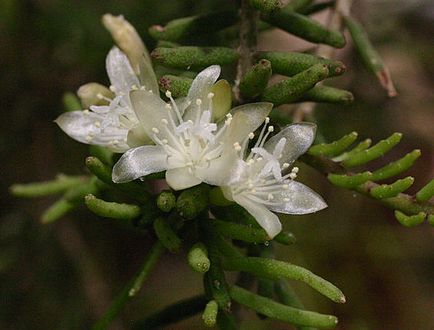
top-left (304, 132), bottom-right (433, 226)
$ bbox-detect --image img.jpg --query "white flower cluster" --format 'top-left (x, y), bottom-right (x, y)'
top-left (56, 15), bottom-right (327, 238)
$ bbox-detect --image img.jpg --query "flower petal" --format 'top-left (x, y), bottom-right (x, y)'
top-left (233, 194), bottom-right (282, 238)
top-left (183, 65), bottom-right (221, 122)
top-left (55, 111), bottom-right (129, 152)
top-left (112, 145), bottom-right (167, 183)
top-left (165, 167), bottom-right (202, 190)
top-left (194, 152), bottom-right (243, 187)
top-left (126, 125), bottom-right (152, 147)
top-left (130, 89), bottom-right (172, 140)
top-left (264, 122), bottom-right (316, 166)
top-left (269, 180), bottom-right (327, 215)
top-left (224, 102), bottom-right (273, 149)
top-left (106, 47), bottom-right (140, 95)
top-left (210, 79), bottom-right (232, 122)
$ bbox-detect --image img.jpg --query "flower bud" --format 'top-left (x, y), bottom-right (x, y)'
top-left (102, 14), bottom-right (148, 74)
top-left (77, 82), bottom-right (114, 109)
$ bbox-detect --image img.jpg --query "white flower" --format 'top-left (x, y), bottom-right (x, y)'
top-left (55, 47), bottom-right (152, 152)
top-left (112, 65), bottom-right (273, 190)
top-left (222, 122), bottom-right (327, 238)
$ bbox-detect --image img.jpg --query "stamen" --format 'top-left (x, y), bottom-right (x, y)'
top-left (282, 163), bottom-right (290, 169)
top-left (207, 92), bottom-right (214, 99)
top-left (233, 142), bottom-right (242, 151)
top-left (248, 132), bottom-right (255, 139)
top-left (152, 127), bottom-right (160, 134)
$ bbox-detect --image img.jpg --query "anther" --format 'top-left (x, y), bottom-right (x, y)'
top-left (109, 85), bottom-right (116, 92)
top-left (248, 132), bottom-right (255, 139)
top-left (96, 93), bottom-right (104, 100)
top-left (282, 163), bottom-right (290, 169)
top-left (207, 92), bottom-right (214, 99)
top-left (195, 99), bottom-right (202, 106)
top-left (152, 127), bottom-right (160, 134)
top-left (165, 90), bottom-right (172, 98)
top-left (289, 173), bottom-right (297, 180)
top-left (292, 166), bottom-right (299, 173)
top-left (233, 142), bottom-right (242, 151)
top-left (268, 126), bottom-right (274, 132)
top-left (283, 198), bottom-right (290, 202)
top-left (265, 117), bottom-right (270, 124)
top-left (267, 193), bottom-right (274, 200)
top-left (95, 121), bottom-right (101, 128)
top-left (161, 119), bottom-right (168, 125)
top-left (165, 103), bottom-right (172, 110)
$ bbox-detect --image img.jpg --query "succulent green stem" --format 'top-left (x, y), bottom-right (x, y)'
top-left (230, 286), bottom-right (338, 328)
top-left (262, 64), bottom-right (329, 105)
top-left (257, 51), bottom-right (346, 77)
top-left (85, 194), bottom-right (141, 220)
top-left (188, 243), bottom-right (210, 273)
top-left (10, 174), bottom-right (85, 197)
top-left (223, 257), bottom-right (345, 303)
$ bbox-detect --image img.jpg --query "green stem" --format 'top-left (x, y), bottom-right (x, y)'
top-left (230, 286), bottom-right (338, 328)
top-left (92, 242), bottom-right (164, 330)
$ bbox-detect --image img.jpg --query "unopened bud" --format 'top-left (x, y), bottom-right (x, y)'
top-left (77, 83), bottom-right (114, 108)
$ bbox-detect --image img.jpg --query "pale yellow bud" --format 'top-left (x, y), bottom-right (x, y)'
top-left (77, 82), bottom-right (114, 108)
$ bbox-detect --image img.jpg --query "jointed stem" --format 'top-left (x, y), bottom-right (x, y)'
top-left (92, 242), bottom-right (165, 330)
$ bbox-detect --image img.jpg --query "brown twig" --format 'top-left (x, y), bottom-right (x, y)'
top-left (235, 0), bottom-right (259, 104)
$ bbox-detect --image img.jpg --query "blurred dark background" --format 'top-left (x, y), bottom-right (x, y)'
top-left (1, 0), bottom-right (433, 329)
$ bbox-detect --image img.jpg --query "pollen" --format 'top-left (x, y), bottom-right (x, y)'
top-left (233, 142), bottom-right (242, 151)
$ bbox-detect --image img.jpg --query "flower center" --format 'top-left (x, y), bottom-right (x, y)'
top-left (230, 118), bottom-right (299, 205)
top-left (151, 90), bottom-right (231, 172)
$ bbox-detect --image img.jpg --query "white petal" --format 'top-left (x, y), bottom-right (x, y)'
top-left (223, 102), bottom-right (273, 150)
top-left (195, 152), bottom-right (242, 187)
top-left (269, 180), bottom-right (327, 215)
top-left (210, 79), bottom-right (232, 122)
top-left (233, 194), bottom-right (282, 238)
top-left (165, 167), bottom-right (202, 190)
top-left (264, 123), bottom-right (316, 166)
top-left (188, 65), bottom-right (221, 101)
top-left (137, 54), bottom-right (159, 95)
top-left (130, 89), bottom-right (172, 140)
top-left (183, 65), bottom-right (221, 122)
top-left (106, 47), bottom-right (140, 95)
top-left (126, 125), bottom-right (152, 147)
top-left (55, 111), bottom-right (129, 152)
top-left (112, 146), bottom-right (167, 183)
